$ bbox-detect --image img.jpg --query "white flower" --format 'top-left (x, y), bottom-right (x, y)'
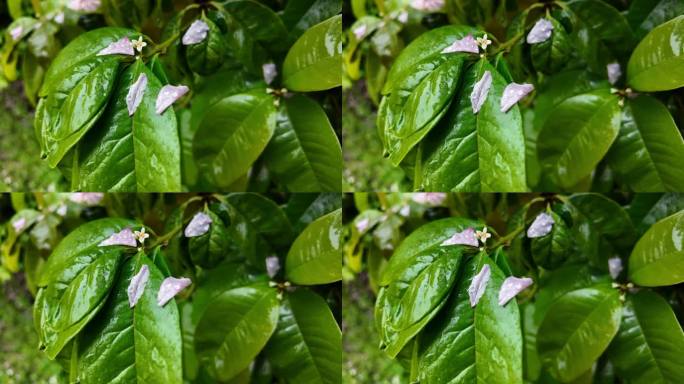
top-left (12, 217), bottom-right (27, 232)
top-left (441, 34), bottom-right (479, 54)
top-left (131, 36), bottom-right (147, 53)
top-left (9, 26), bottom-right (23, 41)
top-left (157, 276), bottom-right (192, 306)
top-left (410, 0), bottom-right (444, 12)
top-left (352, 24), bottom-right (367, 40)
top-left (127, 265), bottom-right (149, 308)
top-left (476, 34), bottom-right (492, 51)
top-left (184, 212), bottom-right (212, 237)
top-left (262, 62), bottom-right (277, 85)
top-left (67, 0), bottom-right (100, 12)
top-left (470, 71), bottom-right (492, 113)
top-left (397, 11), bottom-right (408, 24)
top-left (441, 228), bottom-right (479, 247)
top-left (527, 212), bottom-right (554, 238)
top-left (53, 12), bottom-right (65, 24)
top-left (500, 82), bottom-right (534, 112)
top-left (182, 19), bottom-right (210, 45)
top-left (475, 227), bottom-right (491, 244)
top-left (498, 276), bottom-right (533, 306)
top-left (266, 256), bottom-right (280, 278)
top-left (56, 204), bottom-right (67, 217)
top-left (69, 192), bottom-right (104, 205)
top-left (468, 264), bottom-right (490, 307)
top-left (134, 227), bottom-right (149, 245)
top-left (412, 193), bottom-right (447, 206)
top-left (126, 73), bottom-right (147, 116)
top-left (527, 18), bottom-right (553, 44)
top-left (606, 62), bottom-right (621, 85)
top-left (97, 36), bottom-right (135, 56)
top-left (399, 205), bottom-right (410, 217)
top-left (99, 228), bottom-right (137, 247)
top-left (608, 257), bottom-right (623, 280)
top-left (155, 84), bottom-right (189, 114)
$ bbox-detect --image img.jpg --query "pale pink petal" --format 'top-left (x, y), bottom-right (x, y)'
top-left (157, 276), bottom-right (192, 306)
top-left (441, 34), bottom-right (479, 54)
top-left (67, 0), bottom-right (100, 12)
top-left (96, 36), bottom-right (134, 56)
top-left (69, 192), bottom-right (104, 206)
top-left (99, 228), bottom-right (137, 247)
top-left (500, 82), bottom-right (534, 112)
top-left (12, 217), bottom-right (27, 232)
top-left (184, 212), bottom-right (212, 237)
top-left (397, 11), bottom-right (408, 24)
top-left (498, 276), bottom-right (533, 306)
top-left (262, 62), bottom-right (277, 85)
top-left (471, 71), bottom-right (492, 114)
top-left (441, 228), bottom-right (478, 247)
top-left (182, 19), bottom-right (210, 45)
top-left (399, 205), bottom-right (410, 217)
top-left (10, 26), bottom-right (23, 41)
top-left (127, 265), bottom-right (149, 308)
top-left (527, 212), bottom-right (555, 238)
top-left (56, 204), bottom-right (68, 217)
top-left (527, 18), bottom-right (553, 44)
top-left (352, 24), bottom-right (367, 40)
top-left (608, 257), bottom-right (623, 279)
top-left (607, 62), bottom-right (621, 85)
top-left (53, 12), bottom-right (65, 24)
top-left (155, 84), bottom-right (189, 114)
top-left (412, 193), bottom-right (447, 206)
top-left (126, 73), bottom-right (147, 116)
top-left (468, 264), bottom-right (490, 307)
top-left (410, 0), bottom-right (444, 12)
top-left (266, 256), bottom-right (280, 278)
top-left (355, 217), bottom-right (370, 233)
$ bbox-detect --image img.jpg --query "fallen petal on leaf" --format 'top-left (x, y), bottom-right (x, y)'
top-left (471, 71), bottom-right (492, 114)
top-left (527, 18), bottom-right (553, 44)
top-left (352, 24), bottom-right (367, 40)
top-left (184, 212), bottom-right (212, 237)
top-left (266, 256), bottom-right (280, 278)
top-left (99, 228), bottom-right (137, 247)
top-left (182, 19), bottom-right (210, 45)
top-left (67, 0), bottom-right (100, 12)
top-left (608, 257), bottom-right (623, 279)
top-left (412, 193), bottom-right (447, 206)
top-left (441, 34), bottom-right (479, 54)
top-left (500, 82), bottom-right (534, 112)
top-left (607, 62), bottom-right (622, 85)
top-left (157, 276), bottom-right (192, 306)
top-left (468, 264), bottom-right (491, 307)
top-left (527, 212), bottom-right (554, 238)
top-left (10, 26), bottom-right (23, 41)
top-left (155, 84), bottom-right (189, 114)
top-left (262, 62), bottom-right (277, 85)
top-left (69, 192), bottom-right (104, 206)
top-left (127, 265), bottom-right (149, 308)
top-left (126, 73), bottom-right (147, 116)
top-left (355, 217), bottom-right (370, 233)
top-left (410, 0), bottom-right (444, 12)
top-left (441, 228), bottom-right (478, 247)
top-left (498, 276), bottom-right (533, 306)
top-left (12, 217), bottom-right (27, 232)
top-left (97, 36), bottom-right (135, 56)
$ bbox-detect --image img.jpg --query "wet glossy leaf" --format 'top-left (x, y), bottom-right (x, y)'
top-left (530, 17), bottom-right (571, 74)
top-left (263, 95), bottom-right (342, 192)
top-left (186, 16), bottom-right (226, 76)
top-left (608, 290), bottom-right (684, 383)
top-left (195, 283), bottom-right (279, 381)
top-left (284, 193), bottom-right (342, 234)
top-left (531, 211), bottom-right (572, 269)
top-left (629, 210), bottom-right (684, 286)
top-left (193, 90), bottom-right (276, 188)
top-left (627, 0), bottom-right (684, 39)
top-left (188, 207), bottom-right (230, 269)
top-left (627, 193), bottom-right (684, 235)
top-left (537, 89), bottom-right (621, 188)
top-left (266, 289), bottom-right (341, 383)
top-left (627, 15), bottom-right (684, 91)
top-left (286, 208), bottom-right (341, 285)
top-left (283, 15), bottom-right (342, 91)
top-left (537, 285), bottom-right (622, 382)
top-left (281, 0), bottom-right (342, 43)
top-left (222, 0), bottom-right (288, 51)
top-left (607, 95), bottom-right (684, 191)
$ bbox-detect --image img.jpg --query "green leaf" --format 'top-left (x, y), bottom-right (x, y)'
top-left (569, 0), bottom-right (635, 55)
top-left (21, 52), bottom-right (45, 106)
top-left (75, 61), bottom-right (181, 191)
top-left (280, 0), bottom-right (342, 44)
top-left (222, 0), bottom-right (288, 51)
top-left (283, 15), bottom-right (342, 91)
top-left (627, 0), bottom-right (684, 39)
top-left (537, 285), bottom-right (622, 382)
top-left (629, 210), bottom-right (684, 286)
top-left (186, 15), bottom-right (226, 76)
top-left (286, 209), bottom-right (341, 284)
top-left (607, 95), bottom-right (684, 191)
top-left (76, 254), bottom-right (183, 383)
top-left (263, 95), bottom-right (342, 191)
top-left (608, 290), bottom-right (684, 383)
top-left (189, 206), bottom-right (231, 269)
top-left (530, 17), bottom-right (571, 74)
top-left (627, 193), bottom-right (684, 235)
top-left (627, 15), bottom-right (684, 91)
top-left (284, 193), bottom-right (342, 234)
top-left (537, 89), bottom-right (621, 188)
top-left (266, 289), bottom-right (341, 384)
top-left (531, 211), bottom-right (572, 269)
top-left (421, 59), bottom-right (527, 191)
top-left (416, 254), bottom-right (523, 383)
top-left (195, 283), bottom-right (279, 382)
top-left (193, 90), bottom-right (276, 188)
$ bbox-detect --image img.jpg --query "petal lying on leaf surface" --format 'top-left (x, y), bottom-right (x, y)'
top-left (155, 84), bottom-right (189, 114)
top-left (498, 276), bottom-right (533, 306)
top-left (127, 265), bottom-right (149, 308)
top-left (182, 19), bottom-right (210, 45)
top-left (99, 228), bottom-right (137, 247)
top-left (470, 70), bottom-right (492, 113)
top-left (262, 62), bottom-right (277, 84)
top-left (441, 34), bottom-right (479, 54)
top-left (527, 212), bottom-right (555, 238)
top-left (608, 257), bottom-right (623, 279)
top-left (96, 36), bottom-right (135, 56)
top-left (69, 193), bottom-right (104, 206)
top-left (12, 217), bottom-right (26, 232)
top-left (67, 0), bottom-right (100, 12)
top-left (10, 26), bottom-right (23, 41)
top-left (500, 82), bottom-right (534, 112)
top-left (157, 276), bottom-right (192, 306)
top-left (527, 18), bottom-right (553, 44)
top-left (352, 24), bottom-right (367, 40)
top-left (412, 193), bottom-right (447, 206)
top-left (410, 0), bottom-right (444, 12)
top-left (126, 73), bottom-right (148, 116)
top-left (184, 212), bottom-right (212, 237)
top-left (441, 227), bottom-right (479, 247)
top-left (468, 264), bottom-right (490, 307)
top-left (266, 256), bottom-right (280, 278)
top-left (355, 217), bottom-right (370, 233)
top-left (607, 62), bottom-right (621, 85)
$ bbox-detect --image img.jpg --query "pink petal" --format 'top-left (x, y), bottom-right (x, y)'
top-left (397, 11), bottom-right (408, 24)
top-left (498, 276), bottom-right (533, 306)
top-left (399, 205), bottom-right (410, 217)
top-left (410, 0), bottom-right (444, 12)
top-left (606, 62), bottom-right (621, 85)
top-left (126, 73), bottom-right (147, 116)
top-left (441, 34), bottom-right (479, 54)
top-left (352, 24), bottom-right (367, 40)
top-left (184, 212), bottom-right (212, 237)
top-left (471, 71), bottom-right (492, 114)
top-left (412, 193), bottom-right (447, 206)
top-left (12, 217), bottom-right (27, 232)
top-left (127, 265), bottom-right (149, 308)
top-left (157, 276), bottom-right (192, 306)
top-left (266, 256), bottom-right (280, 278)
top-left (608, 257), bottom-right (623, 279)
top-left (97, 36), bottom-right (135, 56)
top-left (262, 62), bottom-right (277, 85)
top-left (355, 217), bottom-right (370, 233)
top-left (99, 228), bottom-right (137, 247)
top-left (527, 18), bottom-right (553, 44)
top-left (468, 264), bottom-right (490, 307)
top-left (67, 0), bottom-right (101, 12)
top-left (527, 212), bottom-right (555, 238)
top-left (500, 82), bottom-right (534, 112)
top-left (155, 84), bottom-right (189, 114)
top-left (69, 192), bottom-right (104, 206)
top-left (53, 12), bottom-right (65, 24)
top-left (182, 19), bottom-right (210, 45)
top-left (10, 26), bottom-right (23, 41)
top-left (441, 228), bottom-right (478, 247)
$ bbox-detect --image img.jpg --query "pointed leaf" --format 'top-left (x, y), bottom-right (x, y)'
top-left (629, 210), bottom-right (684, 286)
top-left (286, 209), bottom-right (341, 285)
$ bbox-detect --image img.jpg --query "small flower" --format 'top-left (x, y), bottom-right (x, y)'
top-left (97, 36), bottom-right (135, 56)
top-left (397, 10), bottom-right (408, 24)
top-left (56, 204), bottom-right (67, 217)
top-left (131, 36), bottom-right (147, 53)
top-left (527, 212), bottom-right (554, 238)
top-left (500, 82), bottom-right (534, 112)
top-left (468, 264), bottom-right (490, 307)
top-left (157, 276), bottom-right (192, 306)
top-left (475, 227), bottom-right (491, 244)
top-left (134, 227), bottom-right (149, 245)
top-left (441, 34), bottom-right (479, 54)
top-left (127, 265), bottom-right (149, 308)
top-left (399, 205), bottom-right (410, 217)
top-left (182, 19), bottom-right (210, 45)
top-left (53, 12), bottom-right (65, 25)
top-left (99, 228), bottom-right (137, 247)
top-left (471, 71), bottom-right (492, 113)
top-left (498, 276), bottom-right (533, 306)
top-left (527, 18), bottom-right (553, 44)
top-left (155, 84), bottom-right (189, 114)
top-left (126, 73), bottom-right (148, 116)
top-left (475, 34), bottom-right (492, 51)
top-left (185, 212), bottom-right (212, 237)
top-left (606, 62), bottom-right (621, 85)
